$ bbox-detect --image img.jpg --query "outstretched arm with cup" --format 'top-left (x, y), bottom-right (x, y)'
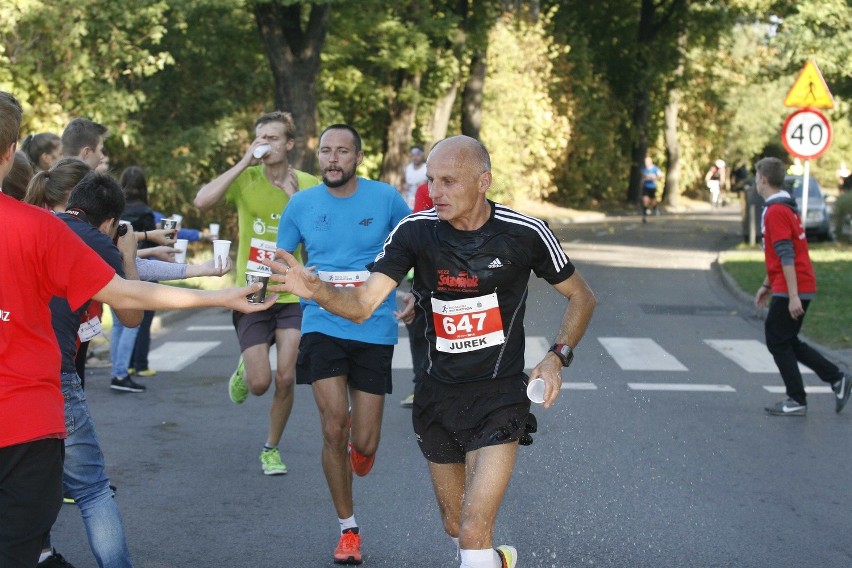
top-left (265, 248), bottom-right (397, 323)
top-left (93, 275), bottom-right (275, 314)
top-left (527, 270), bottom-right (597, 409)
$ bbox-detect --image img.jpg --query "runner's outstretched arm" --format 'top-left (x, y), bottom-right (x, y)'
top-left (265, 249), bottom-right (397, 324)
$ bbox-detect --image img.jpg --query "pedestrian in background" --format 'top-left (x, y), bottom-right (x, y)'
top-left (753, 157), bottom-right (850, 416)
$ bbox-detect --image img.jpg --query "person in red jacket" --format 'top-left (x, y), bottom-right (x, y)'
top-left (753, 157), bottom-right (849, 416)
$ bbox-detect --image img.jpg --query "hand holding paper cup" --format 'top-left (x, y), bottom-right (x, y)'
top-left (213, 239), bottom-right (231, 271)
top-left (245, 271), bottom-right (270, 303)
top-left (173, 238), bottom-right (189, 263)
top-left (526, 377), bottom-right (546, 404)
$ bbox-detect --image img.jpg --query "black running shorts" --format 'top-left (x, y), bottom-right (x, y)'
top-left (296, 332), bottom-right (393, 395)
top-left (412, 374), bottom-right (531, 464)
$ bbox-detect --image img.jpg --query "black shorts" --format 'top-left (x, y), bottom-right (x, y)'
top-left (642, 187), bottom-right (657, 199)
top-left (232, 302), bottom-right (302, 351)
top-left (296, 332), bottom-right (393, 395)
top-left (412, 374), bottom-right (532, 464)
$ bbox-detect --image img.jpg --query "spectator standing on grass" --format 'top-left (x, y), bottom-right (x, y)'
top-left (753, 157), bottom-right (850, 417)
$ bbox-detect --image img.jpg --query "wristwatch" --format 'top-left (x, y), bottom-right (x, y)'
top-left (548, 343), bottom-right (574, 367)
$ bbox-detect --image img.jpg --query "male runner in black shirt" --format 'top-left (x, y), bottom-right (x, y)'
top-left (266, 135), bottom-right (596, 568)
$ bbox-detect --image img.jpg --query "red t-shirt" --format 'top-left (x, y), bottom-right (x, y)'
top-left (0, 195), bottom-right (116, 447)
top-left (413, 182), bottom-right (433, 213)
top-left (762, 199), bottom-right (816, 295)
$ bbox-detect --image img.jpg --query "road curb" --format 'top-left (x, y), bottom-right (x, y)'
top-left (713, 253), bottom-right (852, 370)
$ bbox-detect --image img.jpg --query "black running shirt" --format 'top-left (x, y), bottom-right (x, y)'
top-left (370, 201), bottom-right (575, 385)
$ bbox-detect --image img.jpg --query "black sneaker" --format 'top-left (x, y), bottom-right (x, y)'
top-left (38, 549), bottom-right (77, 567)
top-left (110, 376), bottom-right (146, 393)
top-left (832, 374), bottom-right (851, 414)
top-left (765, 398), bottom-right (806, 416)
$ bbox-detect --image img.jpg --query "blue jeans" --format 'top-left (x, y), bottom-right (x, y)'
top-left (110, 308), bottom-right (139, 378)
top-left (62, 372), bottom-right (133, 568)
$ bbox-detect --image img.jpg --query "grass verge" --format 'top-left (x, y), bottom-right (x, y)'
top-left (719, 242), bottom-right (852, 349)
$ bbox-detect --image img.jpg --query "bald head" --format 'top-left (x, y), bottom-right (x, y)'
top-left (428, 135), bottom-right (491, 176)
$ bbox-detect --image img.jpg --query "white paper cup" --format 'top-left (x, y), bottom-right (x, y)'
top-left (526, 377), bottom-right (546, 404)
top-left (161, 218), bottom-right (177, 231)
top-left (212, 239), bottom-right (231, 270)
top-left (209, 223), bottom-right (220, 240)
top-left (174, 238), bottom-right (189, 263)
top-left (253, 144), bottom-right (271, 159)
top-left (245, 271), bottom-right (270, 303)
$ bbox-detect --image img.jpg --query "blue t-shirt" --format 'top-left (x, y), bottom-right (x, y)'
top-left (642, 165), bottom-right (662, 189)
top-left (277, 178), bottom-right (411, 344)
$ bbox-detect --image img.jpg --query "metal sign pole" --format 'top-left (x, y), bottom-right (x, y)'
top-left (801, 159), bottom-right (810, 231)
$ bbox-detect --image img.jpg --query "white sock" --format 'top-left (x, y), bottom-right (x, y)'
top-left (459, 548), bottom-right (500, 568)
top-left (338, 515), bottom-right (358, 534)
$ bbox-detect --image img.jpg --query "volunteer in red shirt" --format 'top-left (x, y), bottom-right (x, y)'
top-left (754, 157), bottom-right (849, 417)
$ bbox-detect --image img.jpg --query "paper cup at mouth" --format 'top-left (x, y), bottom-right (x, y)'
top-left (245, 271), bottom-right (270, 304)
top-left (526, 377), bottom-right (546, 404)
top-left (174, 238), bottom-right (189, 263)
top-left (212, 239), bottom-right (231, 270)
top-left (253, 144), bottom-right (271, 159)
top-left (209, 223), bottom-right (220, 239)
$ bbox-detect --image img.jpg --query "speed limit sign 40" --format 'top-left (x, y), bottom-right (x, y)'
top-left (781, 108), bottom-right (832, 160)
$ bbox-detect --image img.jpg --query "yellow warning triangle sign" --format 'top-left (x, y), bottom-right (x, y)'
top-left (784, 60), bottom-right (835, 109)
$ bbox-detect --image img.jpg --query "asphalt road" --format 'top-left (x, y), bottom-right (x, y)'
top-left (50, 206), bottom-right (851, 567)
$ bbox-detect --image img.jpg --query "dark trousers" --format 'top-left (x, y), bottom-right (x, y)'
top-left (131, 310), bottom-right (156, 371)
top-left (0, 439), bottom-right (64, 568)
top-left (405, 308), bottom-right (429, 384)
top-left (765, 297), bottom-right (842, 404)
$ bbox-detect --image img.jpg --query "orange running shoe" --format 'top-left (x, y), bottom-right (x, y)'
top-left (348, 443), bottom-right (375, 477)
top-left (333, 530), bottom-right (362, 565)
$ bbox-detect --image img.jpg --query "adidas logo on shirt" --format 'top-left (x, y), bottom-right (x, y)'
top-left (488, 258), bottom-right (503, 269)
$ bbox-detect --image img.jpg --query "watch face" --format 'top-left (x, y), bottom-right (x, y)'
top-left (551, 344), bottom-right (573, 367)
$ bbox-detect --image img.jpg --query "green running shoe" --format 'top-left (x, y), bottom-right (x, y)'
top-left (260, 448), bottom-right (288, 475)
top-left (229, 357), bottom-right (248, 404)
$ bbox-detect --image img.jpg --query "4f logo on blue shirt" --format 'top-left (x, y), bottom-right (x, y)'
top-left (359, 218), bottom-right (373, 227)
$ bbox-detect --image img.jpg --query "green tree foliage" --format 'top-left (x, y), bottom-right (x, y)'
top-left (1, 0), bottom-right (173, 136)
top-left (480, 10), bottom-right (570, 206)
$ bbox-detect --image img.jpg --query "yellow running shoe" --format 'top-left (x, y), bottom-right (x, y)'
top-left (496, 545), bottom-right (517, 568)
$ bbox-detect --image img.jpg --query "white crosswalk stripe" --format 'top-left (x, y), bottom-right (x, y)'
top-left (153, 332), bottom-right (834, 397)
top-left (628, 383), bottom-right (736, 392)
top-left (704, 339), bottom-right (814, 374)
top-left (598, 337), bottom-right (688, 371)
top-left (148, 341), bottom-right (221, 372)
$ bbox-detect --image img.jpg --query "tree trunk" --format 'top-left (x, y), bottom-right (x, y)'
top-left (425, 81), bottom-right (458, 152)
top-left (253, 2), bottom-right (330, 174)
top-left (461, 53), bottom-right (486, 139)
top-left (628, 87), bottom-right (650, 205)
top-left (381, 73), bottom-right (422, 188)
top-left (662, 29), bottom-right (686, 208)
top-left (662, 89), bottom-right (680, 208)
